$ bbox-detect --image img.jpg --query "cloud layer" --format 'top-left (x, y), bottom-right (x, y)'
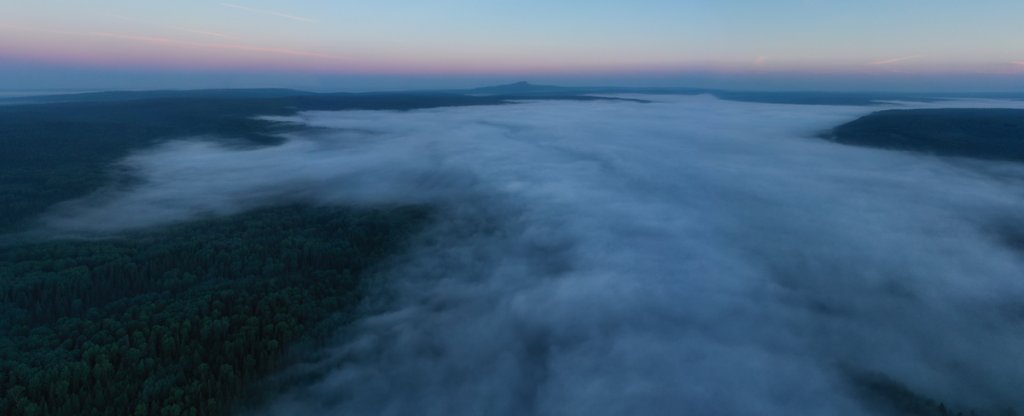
top-left (40, 96), bottom-right (1024, 415)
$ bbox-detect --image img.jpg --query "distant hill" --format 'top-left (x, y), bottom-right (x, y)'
top-left (827, 108), bottom-right (1024, 162)
top-left (467, 81), bottom-right (584, 95)
top-left (461, 82), bottom-right (1019, 105)
top-left (465, 81), bottom-right (710, 97)
top-left (9, 84), bottom-right (1024, 107)
top-left (1, 88), bottom-right (320, 104)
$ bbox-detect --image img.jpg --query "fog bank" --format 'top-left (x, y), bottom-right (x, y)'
top-left (42, 96), bottom-right (1024, 415)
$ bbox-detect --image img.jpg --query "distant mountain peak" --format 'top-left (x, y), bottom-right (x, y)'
top-left (468, 81), bottom-right (571, 95)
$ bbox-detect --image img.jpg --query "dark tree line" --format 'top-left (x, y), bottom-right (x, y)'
top-left (0, 92), bottom-right (506, 232)
top-left (828, 108), bottom-right (1024, 163)
top-left (0, 205), bottom-right (430, 416)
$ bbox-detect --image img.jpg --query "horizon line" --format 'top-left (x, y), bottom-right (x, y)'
top-left (3, 81), bottom-right (1024, 97)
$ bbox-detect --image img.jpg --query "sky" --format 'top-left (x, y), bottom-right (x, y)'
top-left (1, 0), bottom-right (1023, 91)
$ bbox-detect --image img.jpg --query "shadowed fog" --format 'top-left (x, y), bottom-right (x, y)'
top-left (40, 96), bottom-right (1024, 415)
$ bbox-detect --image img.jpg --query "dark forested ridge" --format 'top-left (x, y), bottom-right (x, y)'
top-left (0, 92), bottom-right (507, 232)
top-left (0, 204), bottom-right (430, 416)
top-left (826, 108), bottom-right (1024, 162)
top-left (0, 91), bottom-right (455, 415)
top-left (0, 89), bottom-right (648, 233)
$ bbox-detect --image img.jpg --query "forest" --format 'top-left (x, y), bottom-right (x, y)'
top-left (0, 91), bottom-right (508, 233)
top-left (827, 108), bottom-right (1024, 162)
top-left (0, 204), bottom-right (430, 415)
top-left (0, 92), bottom-right (457, 415)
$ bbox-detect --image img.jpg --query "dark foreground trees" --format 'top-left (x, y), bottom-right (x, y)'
top-left (0, 205), bottom-right (429, 416)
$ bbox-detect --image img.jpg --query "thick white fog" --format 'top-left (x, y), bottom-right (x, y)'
top-left (42, 95), bottom-right (1024, 415)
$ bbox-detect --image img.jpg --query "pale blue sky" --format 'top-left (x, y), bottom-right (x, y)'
top-left (1, 0), bottom-right (1022, 91)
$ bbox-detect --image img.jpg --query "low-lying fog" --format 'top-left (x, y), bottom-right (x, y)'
top-left (42, 95), bottom-right (1024, 415)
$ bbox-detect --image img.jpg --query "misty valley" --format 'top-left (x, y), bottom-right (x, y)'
top-left (2, 89), bottom-right (1024, 416)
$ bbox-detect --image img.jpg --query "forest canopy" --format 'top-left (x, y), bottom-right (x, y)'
top-left (0, 204), bottom-right (430, 416)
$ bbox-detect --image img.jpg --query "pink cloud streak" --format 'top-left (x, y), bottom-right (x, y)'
top-left (869, 55), bottom-right (924, 65)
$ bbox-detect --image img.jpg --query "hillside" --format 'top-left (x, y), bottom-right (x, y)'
top-left (827, 108), bottom-right (1024, 162)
